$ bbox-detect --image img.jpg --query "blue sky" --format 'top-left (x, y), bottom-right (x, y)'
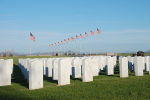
top-left (0, 0), bottom-right (150, 54)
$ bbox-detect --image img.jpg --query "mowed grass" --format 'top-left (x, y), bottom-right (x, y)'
top-left (0, 56), bottom-right (150, 100)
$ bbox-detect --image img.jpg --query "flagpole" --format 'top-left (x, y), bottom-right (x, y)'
top-left (64, 43), bottom-right (65, 55)
top-left (90, 35), bottom-right (91, 56)
top-left (96, 27), bottom-right (97, 56)
top-left (67, 42), bottom-right (68, 55)
top-left (80, 37), bottom-right (81, 55)
top-left (30, 38), bottom-right (31, 56)
top-left (71, 40), bottom-right (72, 55)
top-left (84, 37), bottom-right (85, 55)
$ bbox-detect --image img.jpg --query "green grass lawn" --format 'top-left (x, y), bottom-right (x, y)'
top-left (0, 56), bottom-right (150, 100)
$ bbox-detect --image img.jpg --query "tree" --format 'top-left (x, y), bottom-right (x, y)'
top-left (9, 54), bottom-right (13, 57)
top-left (3, 53), bottom-right (6, 57)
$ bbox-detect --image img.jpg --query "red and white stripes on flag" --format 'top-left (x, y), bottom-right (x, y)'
top-left (64, 39), bottom-right (67, 43)
top-left (49, 45), bottom-right (50, 47)
top-left (11, 50), bottom-right (13, 52)
top-left (58, 42), bottom-right (61, 45)
top-left (97, 28), bottom-right (101, 34)
top-left (52, 44), bottom-right (53, 46)
top-left (80, 34), bottom-right (84, 38)
top-left (30, 33), bottom-right (35, 42)
top-left (90, 31), bottom-right (94, 35)
top-left (61, 41), bottom-right (63, 44)
top-left (71, 37), bottom-right (75, 41)
top-left (68, 38), bottom-right (71, 42)
top-left (55, 43), bottom-right (57, 46)
top-left (85, 32), bottom-right (88, 37)
top-left (76, 35), bottom-right (79, 39)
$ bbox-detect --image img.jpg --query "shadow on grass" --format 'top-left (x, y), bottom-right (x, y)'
top-left (11, 65), bottom-right (29, 89)
top-left (43, 76), bottom-right (58, 84)
top-left (70, 75), bottom-right (82, 81)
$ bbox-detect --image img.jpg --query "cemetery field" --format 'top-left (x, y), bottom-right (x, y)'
top-left (0, 56), bottom-right (150, 100)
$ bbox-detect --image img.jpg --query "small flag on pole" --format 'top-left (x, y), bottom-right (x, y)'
top-left (90, 31), bottom-right (94, 35)
top-left (55, 43), bottom-right (57, 46)
top-left (71, 37), bottom-right (75, 41)
top-left (5, 49), bottom-right (7, 52)
top-left (49, 45), bottom-right (50, 47)
top-left (64, 39), bottom-right (67, 43)
top-left (52, 44), bottom-right (53, 46)
top-left (97, 28), bottom-right (101, 34)
top-left (58, 42), bottom-right (61, 45)
top-left (76, 35), bottom-right (79, 39)
top-left (68, 38), bottom-right (71, 42)
top-left (61, 41), bottom-right (63, 44)
top-left (80, 34), bottom-right (84, 38)
top-left (30, 33), bottom-right (35, 42)
top-left (85, 32), bottom-right (88, 37)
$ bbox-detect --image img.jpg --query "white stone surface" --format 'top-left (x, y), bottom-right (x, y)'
top-left (98, 57), bottom-right (104, 72)
top-left (29, 60), bottom-right (43, 90)
top-left (144, 56), bottom-right (149, 71)
top-left (119, 57), bottom-right (128, 78)
top-left (134, 57), bottom-right (143, 76)
top-left (58, 59), bottom-right (71, 85)
top-left (72, 58), bottom-right (82, 78)
top-left (91, 58), bottom-right (99, 76)
top-left (106, 57), bottom-right (114, 75)
top-left (45, 58), bottom-right (53, 77)
top-left (82, 59), bottom-right (93, 82)
top-left (0, 60), bottom-right (11, 86)
top-left (52, 58), bottom-right (59, 80)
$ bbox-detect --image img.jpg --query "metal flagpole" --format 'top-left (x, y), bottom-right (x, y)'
top-left (64, 43), bottom-right (65, 55)
top-left (67, 42), bottom-right (68, 55)
top-left (90, 36), bottom-right (91, 56)
top-left (80, 37), bottom-right (81, 55)
top-left (30, 39), bottom-right (31, 56)
top-left (71, 40), bottom-right (72, 55)
top-left (84, 38), bottom-right (85, 55)
top-left (96, 27), bottom-right (97, 56)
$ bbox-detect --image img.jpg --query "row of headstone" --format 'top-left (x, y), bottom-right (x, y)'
top-left (18, 56), bottom-right (117, 90)
top-left (0, 59), bottom-right (13, 86)
top-left (119, 56), bottom-right (150, 78)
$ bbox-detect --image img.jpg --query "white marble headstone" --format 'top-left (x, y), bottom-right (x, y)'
top-left (29, 60), bottom-right (43, 90)
top-left (82, 59), bottom-right (93, 82)
top-left (134, 57), bottom-right (143, 76)
top-left (0, 60), bottom-right (11, 86)
top-left (91, 58), bottom-right (99, 76)
top-left (106, 57), bottom-right (114, 75)
top-left (58, 59), bottom-right (71, 85)
top-left (120, 57), bottom-right (128, 78)
top-left (72, 58), bottom-right (82, 78)
top-left (144, 56), bottom-right (149, 71)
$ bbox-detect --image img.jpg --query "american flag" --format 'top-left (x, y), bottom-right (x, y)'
top-left (85, 32), bottom-right (88, 37)
top-left (90, 31), bottom-right (94, 35)
top-left (97, 28), bottom-right (101, 34)
top-left (49, 45), bottom-right (50, 47)
top-left (52, 44), bottom-right (53, 46)
top-left (55, 43), bottom-right (57, 46)
top-left (58, 42), bottom-right (61, 45)
top-left (30, 33), bottom-right (35, 42)
top-left (64, 39), bottom-right (67, 43)
top-left (71, 37), bottom-right (75, 41)
top-left (11, 50), bottom-right (13, 52)
top-left (5, 49), bottom-right (7, 52)
top-left (68, 38), bottom-right (71, 42)
top-left (76, 35), bottom-right (79, 39)
top-left (61, 41), bottom-right (63, 44)
top-left (80, 34), bottom-right (84, 38)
